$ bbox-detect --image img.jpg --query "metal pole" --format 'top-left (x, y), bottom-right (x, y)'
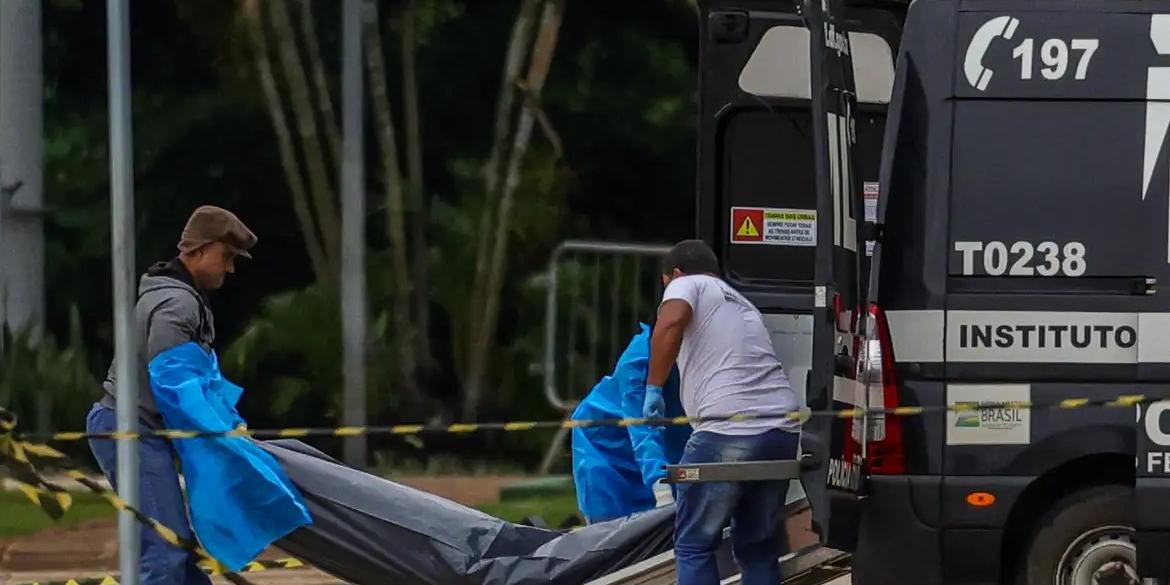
top-left (107, 1), bottom-right (139, 583)
top-left (542, 253), bottom-right (561, 408)
top-left (609, 255), bottom-right (620, 363)
top-left (341, 0), bottom-right (367, 467)
top-left (0, 0), bottom-right (46, 412)
top-left (588, 254), bottom-right (600, 385)
top-left (632, 256), bottom-right (642, 324)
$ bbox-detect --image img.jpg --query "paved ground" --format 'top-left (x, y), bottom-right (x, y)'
top-left (0, 477), bottom-right (826, 585)
top-left (0, 475), bottom-right (525, 585)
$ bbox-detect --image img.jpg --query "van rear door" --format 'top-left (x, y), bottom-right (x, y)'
top-left (802, 0), bottom-right (870, 552)
top-left (696, 0), bottom-right (898, 552)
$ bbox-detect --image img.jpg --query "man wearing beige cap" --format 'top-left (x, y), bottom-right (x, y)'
top-left (83, 205), bottom-right (256, 585)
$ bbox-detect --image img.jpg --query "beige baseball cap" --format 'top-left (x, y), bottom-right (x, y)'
top-left (177, 205), bottom-right (257, 259)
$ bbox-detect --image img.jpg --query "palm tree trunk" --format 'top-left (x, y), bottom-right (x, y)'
top-left (364, 0), bottom-right (419, 402)
top-left (482, 0), bottom-right (541, 196)
top-left (401, 0), bottom-right (432, 377)
top-left (268, 0), bottom-right (341, 276)
top-left (463, 0), bottom-right (566, 419)
top-left (467, 0), bottom-right (541, 364)
top-left (298, 0), bottom-right (342, 172)
top-left (243, 2), bottom-right (328, 283)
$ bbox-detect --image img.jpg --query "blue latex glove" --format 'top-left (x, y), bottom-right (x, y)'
top-left (643, 384), bottom-right (665, 420)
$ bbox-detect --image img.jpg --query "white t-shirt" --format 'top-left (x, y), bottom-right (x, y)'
top-left (660, 274), bottom-right (800, 435)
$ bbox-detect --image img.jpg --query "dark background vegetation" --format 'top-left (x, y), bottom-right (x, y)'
top-left (6, 0), bottom-right (700, 471)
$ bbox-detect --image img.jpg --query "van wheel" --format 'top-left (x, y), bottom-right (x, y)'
top-left (1019, 484), bottom-right (1136, 585)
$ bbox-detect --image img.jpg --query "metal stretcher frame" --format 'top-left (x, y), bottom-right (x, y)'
top-left (586, 536), bottom-right (848, 585)
top-left (588, 451), bottom-right (842, 584)
top-left (662, 460), bottom-right (803, 484)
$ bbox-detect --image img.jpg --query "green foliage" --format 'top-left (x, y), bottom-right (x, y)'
top-left (427, 148), bottom-right (572, 391)
top-left (0, 306), bottom-right (99, 433)
top-left (411, 0), bottom-right (467, 47)
top-left (225, 146), bottom-right (573, 425)
top-left (222, 283), bottom-right (402, 429)
top-left (34, 0), bottom-right (700, 468)
top-left (222, 285), bottom-right (343, 425)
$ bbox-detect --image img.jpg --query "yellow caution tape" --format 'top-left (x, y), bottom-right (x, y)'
top-left (0, 410), bottom-right (73, 520)
top-left (1113, 394), bottom-right (1146, 407)
top-left (4, 391), bottom-right (1170, 585)
top-left (13, 558), bottom-right (309, 585)
top-left (201, 557), bottom-right (306, 576)
top-left (9, 391), bottom-right (1170, 444)
top-left (0, 412), bottom-right (307, 582)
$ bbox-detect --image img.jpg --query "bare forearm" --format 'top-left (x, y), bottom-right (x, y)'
top-left (648, 323), bottom-right (683, 387)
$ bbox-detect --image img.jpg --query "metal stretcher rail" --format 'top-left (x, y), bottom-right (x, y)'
top-left (588, 544), bottom-right (850, 585)
top-left (723, 548), bottom-right (852, 585)
top-left (662, 460), bottom-right (803, 484)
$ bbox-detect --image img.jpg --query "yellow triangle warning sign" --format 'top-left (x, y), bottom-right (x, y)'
top-left (736, 216), bottom-right (760, 238)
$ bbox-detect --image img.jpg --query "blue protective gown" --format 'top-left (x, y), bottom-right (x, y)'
top-left (570, 323), bottom-right (691, 523)
top-left (148, 342), bottom-right (312, 570)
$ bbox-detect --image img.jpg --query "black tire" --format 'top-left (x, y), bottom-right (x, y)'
top-left (1019, 484), bottom-right (1135, 585)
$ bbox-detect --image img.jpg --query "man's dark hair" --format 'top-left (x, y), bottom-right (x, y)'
top-left (660, 239), bottom-right (720, 276)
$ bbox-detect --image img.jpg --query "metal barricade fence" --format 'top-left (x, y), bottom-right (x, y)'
top-left (537, 240), bottom-right (672, 472)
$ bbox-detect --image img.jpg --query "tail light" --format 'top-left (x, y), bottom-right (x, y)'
top-left (856, 303), bottom-right (906, 475)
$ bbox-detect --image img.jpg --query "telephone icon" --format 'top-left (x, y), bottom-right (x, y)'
top-left (963, 16), bottom-right (1020, 91)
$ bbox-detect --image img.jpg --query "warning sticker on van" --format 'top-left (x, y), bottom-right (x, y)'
top-left (730, 207), bottom-right (817, 246)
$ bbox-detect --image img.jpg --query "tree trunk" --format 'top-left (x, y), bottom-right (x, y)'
top-left (298, 0), bottom-right (342, 172)
top-left (467, 0), bottom-right (541, 361)
top-left (268, 0), bottom-right (341, 277)
top-left (481, 0), bottom-right (541, 196)
top-left (462, 0), bottom-right (566, 420)
top-left (243, 2), bottom-right (329, 283)
top-left (401, 0), bottom-right (432, 378)
top-left (364, 0), bottom-right (419, 402)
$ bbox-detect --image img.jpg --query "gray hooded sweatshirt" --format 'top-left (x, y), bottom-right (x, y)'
top-left (99, 258), bottom-right (216, 428)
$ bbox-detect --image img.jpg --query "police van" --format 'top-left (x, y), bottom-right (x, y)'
top-left (697, 0), bottom-right (1170, 583)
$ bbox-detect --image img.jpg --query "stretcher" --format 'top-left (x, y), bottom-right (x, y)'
top-left (258, 439), bottom-right (676, 585)
top-left (260, 440), bottom-right (843, 585)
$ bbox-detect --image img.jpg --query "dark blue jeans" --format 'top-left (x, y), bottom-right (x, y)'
top-left (86, 403), bottom-right (211, 585)
top-left (674, 428), bottom-right (800, 585)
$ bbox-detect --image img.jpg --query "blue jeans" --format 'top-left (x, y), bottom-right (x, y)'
top-left (86, 403), bottom-right (211, 585)
top-left (674, 429), bottom-right (799, 585)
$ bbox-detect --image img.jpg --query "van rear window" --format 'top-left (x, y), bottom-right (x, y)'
top-left (722, 109), bottom-right (817, 283)
top-left (722, 109), bottom-right (885, 284)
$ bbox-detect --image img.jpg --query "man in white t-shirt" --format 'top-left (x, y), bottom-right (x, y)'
top-left (644, 239), bottom-right (800, 585)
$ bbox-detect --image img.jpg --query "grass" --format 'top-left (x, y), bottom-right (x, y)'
top-left (0, 491), bottom-right (116, 539)
top-left (476, 492), bottom-right (581, 527)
